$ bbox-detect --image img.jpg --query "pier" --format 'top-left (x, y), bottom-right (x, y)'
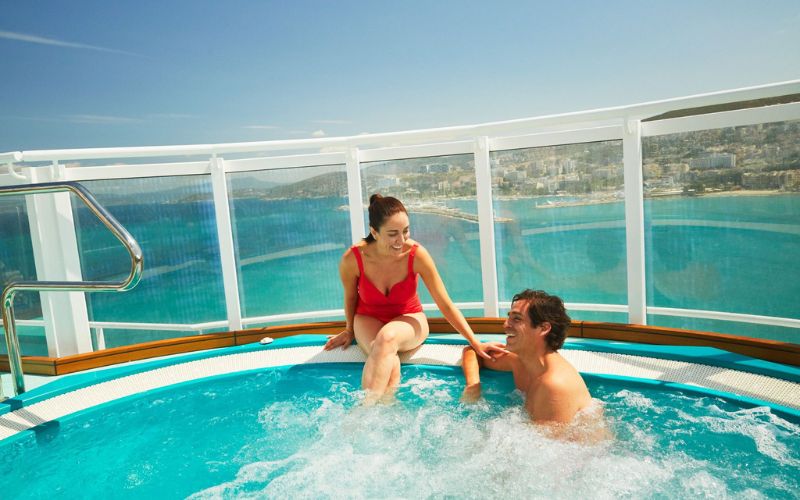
top-left (407, 203), bottom-right (512, 223)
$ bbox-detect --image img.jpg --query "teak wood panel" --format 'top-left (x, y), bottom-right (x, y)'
top-left (3, 319), bottom-right (797, 376)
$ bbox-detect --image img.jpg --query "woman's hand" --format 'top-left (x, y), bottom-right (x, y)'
top-left (471, 341), bottom-right (510, 360)
top-left (324, 330), bottom-right (355, 350)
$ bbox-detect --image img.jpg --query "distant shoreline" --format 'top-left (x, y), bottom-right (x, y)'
top-left (487, 189), bottom-right (798, 205)
top-left (424, 190), bottom-right (799, 212)
top-left (694, 189), bottom-right (792, 198)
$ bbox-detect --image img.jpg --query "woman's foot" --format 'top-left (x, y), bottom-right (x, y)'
top-left (460, 383), bottom-right (482, 403)
top-left (362, 389), bottom-right (382, 406)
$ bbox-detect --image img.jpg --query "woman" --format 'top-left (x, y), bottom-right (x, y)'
top-left (324, 194), bottom-right (498, 401)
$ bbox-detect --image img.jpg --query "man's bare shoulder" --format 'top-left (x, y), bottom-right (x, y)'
top-left (542, 362), bottom-right (591, 396)
top-left (527, 367), bottom-right (593, 424)
top-left (535, 372), bottom-right (578, 398)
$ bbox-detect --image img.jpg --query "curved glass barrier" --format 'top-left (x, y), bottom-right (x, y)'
top-left (73, 176), bottom-right (225, 347)
top-left (3, 88), bottom-right (798, 354)
top-left (643, 119), bottom-right (800, 338)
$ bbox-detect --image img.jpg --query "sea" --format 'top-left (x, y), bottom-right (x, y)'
top-left (1, 190), bottom-right (798, 354)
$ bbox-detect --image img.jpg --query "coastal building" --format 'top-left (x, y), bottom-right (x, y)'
top-left (742, 170), bottom-right (800, 190)
top-left (425, 163), bottom-right (451, 174)
top-left (689, 153), bottom-right (736, 170)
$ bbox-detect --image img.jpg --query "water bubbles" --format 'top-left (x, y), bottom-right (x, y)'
top-left (197, 368), bottom-right (786, 499)
top-left (2, 365), bottom-right (797, 499)
top-left (612, 389), bottom-right (660, 413)
top-left (693, 405), bottom-right (800, 467)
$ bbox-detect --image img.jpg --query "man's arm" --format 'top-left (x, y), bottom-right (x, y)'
top-left (460, 343), bottom-right (516, 402)
top-left (461, 346), bottom-right (484, 402)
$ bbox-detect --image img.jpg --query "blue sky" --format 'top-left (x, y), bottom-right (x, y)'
top-left (1, 0), bottom-right (798, 152)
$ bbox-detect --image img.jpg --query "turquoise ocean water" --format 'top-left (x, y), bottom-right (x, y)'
top-left (1, 190), bottom-right (798, 353)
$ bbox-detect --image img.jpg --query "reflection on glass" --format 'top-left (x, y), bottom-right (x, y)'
top-left (227, 164), bottom-right (350, 318)
top-left (360, 155), bottom-right (481, 306)
top-left (643, 120), bottom-right (800, 333)
top-left (0, 195), bottom-right (44, 355)
top-left (74, 176), bottom-right (225, 347)
top-left (0, 196), bottom-right (38, 313)
top-left (491, 141), bottom-right (626, 305)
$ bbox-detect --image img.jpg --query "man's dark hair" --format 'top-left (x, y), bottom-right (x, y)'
top-left (512, 289), bottom-right (571, 351)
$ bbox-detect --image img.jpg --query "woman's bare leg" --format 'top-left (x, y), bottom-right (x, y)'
top-left (354, 312), bottom-right (428, 401)
top-left (380, 355), bottom-right (402, 403)
top-left (387, 355), bottom-right (401, 389)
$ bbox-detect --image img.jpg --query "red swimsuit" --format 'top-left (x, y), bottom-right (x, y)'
top-left (352, 244), bottom-right (424, 323)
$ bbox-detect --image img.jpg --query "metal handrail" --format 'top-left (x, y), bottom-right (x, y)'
top-left (1, 181), bottom-right (143, 396)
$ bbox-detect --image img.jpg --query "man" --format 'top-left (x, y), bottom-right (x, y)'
top-left (462, 289), bottom-right (595, 428)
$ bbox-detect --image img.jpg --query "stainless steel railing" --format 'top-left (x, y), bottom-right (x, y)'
top-left (1, 181), bottom-right (143, 397)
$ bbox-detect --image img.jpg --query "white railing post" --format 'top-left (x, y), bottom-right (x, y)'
top-left (210, 155), bottom-right (243, 331)
top-left (94, 326), bottom-right (106, 350)
top-left (346, 148), bottom-right (366, 243)
top-left (622, 119), bottom-right (647, 324)
top-left (474, 136), bottom-right (500, 317)
top-left (25, 162), bottom-right (92, 356)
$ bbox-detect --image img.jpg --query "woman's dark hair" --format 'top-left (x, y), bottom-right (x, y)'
top-left (511, 289), bottom-right (572, 351)
top-left (364, 194), bottom-right (407, 243)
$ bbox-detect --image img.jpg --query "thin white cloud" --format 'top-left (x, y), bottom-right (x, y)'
top-left (67, 114), bottom-right (142, 124)
top-left (312, 119), bottom-right (351, 125)
top-left (311, 130), bottom-right (326, 138)
top-left (149, 113), bottom-right (198, 120)
top-left (243, 125), bottom-right (280, 130)
top-left (0, 30), bottom-right (141, 56)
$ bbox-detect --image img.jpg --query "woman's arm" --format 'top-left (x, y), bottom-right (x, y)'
top-left (324, 248), bottom-right (359, 350)
top-left (415, 245), bottom-right (499, 359)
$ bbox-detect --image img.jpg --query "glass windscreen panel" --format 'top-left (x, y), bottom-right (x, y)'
top-left (227, 164), bottom-right (350, 318)
top-left (359, 154), bottom-right (481, 307)
top-left (0, 194), bottom-right (45, 355)
top-left (490, 141), bottom-right (626, 315)
top-left (643, 119), bottom-right (800, 339)
top-left (74, 176), bottom-right (225, 346)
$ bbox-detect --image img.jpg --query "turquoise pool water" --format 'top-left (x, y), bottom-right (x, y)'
top-left (1, 364), bottom-right (797, 499)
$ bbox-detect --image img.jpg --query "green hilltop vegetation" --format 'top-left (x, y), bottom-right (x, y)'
top-left (258, 171), bottom-right (347, 199)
